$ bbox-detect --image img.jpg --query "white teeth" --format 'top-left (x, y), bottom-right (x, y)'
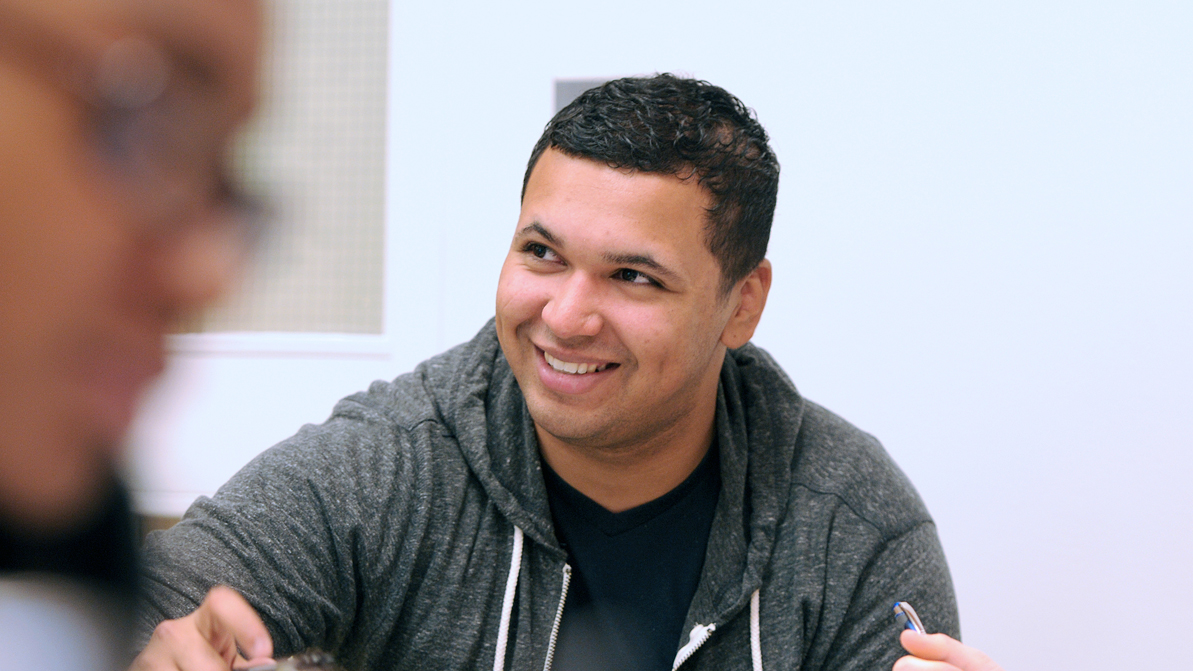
top-left (544, 351), bottom-right (608, 375)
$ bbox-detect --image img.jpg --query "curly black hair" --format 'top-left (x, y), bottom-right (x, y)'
top-left (522, 74), bottom-right (779, 294)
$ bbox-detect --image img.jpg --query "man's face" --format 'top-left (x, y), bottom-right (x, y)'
top-left (496, 148), bottom-right (743, 456)
top-left (0, 0), bottom-right (260, 532)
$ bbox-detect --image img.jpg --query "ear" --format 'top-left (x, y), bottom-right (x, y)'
top-left (720, 259), bottom-right (772, 350)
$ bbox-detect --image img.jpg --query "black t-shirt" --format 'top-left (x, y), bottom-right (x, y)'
top-left (0, 478), bottom-right (138, 665)
top-left (0, 478), bottom-right (138, 589)
top-left (543, 444), bottom-right (721, 671)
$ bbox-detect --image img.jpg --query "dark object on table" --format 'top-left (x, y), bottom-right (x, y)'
top-left (245, 650), bottom-right (339, 671)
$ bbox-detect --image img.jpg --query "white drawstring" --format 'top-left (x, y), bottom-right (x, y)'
top-left (750, 588), bottom-right (762, 671)
top-left (493, 526), bottom-right (761, 671)
top-left (492, 525), bottom-right (524, 671)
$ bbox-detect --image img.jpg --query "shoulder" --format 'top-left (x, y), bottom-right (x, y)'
top-left (335, 326), bottom-right (498, 431)
top-left (305, 321), bottom-right (503, 449)
top-left (223, 323), bottom-right (504, 505)
top-left (728, 343), bottom-right (931, 539)
top-left (791, 400), bottom-right (932, 539)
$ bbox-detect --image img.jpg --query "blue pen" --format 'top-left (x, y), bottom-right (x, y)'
top-left (892, 601), bottom-right (926, 634)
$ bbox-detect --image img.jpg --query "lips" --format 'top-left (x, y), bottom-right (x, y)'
top-left (73, 332), bottom-right (166, 442)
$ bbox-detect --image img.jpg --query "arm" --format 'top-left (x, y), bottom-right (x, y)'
top-left (780, 404), bottom-right (962, 671)
top-left (137, 440), bottom-right (355, 655)
top-left (812, 521), bottom-right (961, 671)
top-left (137, 403), bottom-right (418, 661)
top-left (894, 630), bottom-right (1005, 671)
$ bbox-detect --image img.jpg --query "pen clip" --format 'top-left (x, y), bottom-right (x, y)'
top-left (893, 601), bottom-right (926, 634)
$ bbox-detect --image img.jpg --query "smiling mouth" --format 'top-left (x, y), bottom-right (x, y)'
top-left (543, 351), bottom-right (613, 375)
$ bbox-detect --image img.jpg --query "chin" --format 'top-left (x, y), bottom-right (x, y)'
top-left (529, 404), bottom-right (622, 450)
top-left (0, 437), bottom-right (120, 537)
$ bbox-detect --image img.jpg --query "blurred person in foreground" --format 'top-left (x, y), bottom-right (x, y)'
top-left (0, 0), bottom-right (263, 668)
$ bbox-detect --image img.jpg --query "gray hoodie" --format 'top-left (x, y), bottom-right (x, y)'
top-left (139, 321), bottom-right (959, 671)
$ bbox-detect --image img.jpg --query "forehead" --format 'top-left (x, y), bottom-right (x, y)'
top-left (519, 149), bottom-right (714, 260)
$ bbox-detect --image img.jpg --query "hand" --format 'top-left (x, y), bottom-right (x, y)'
top-left (893, 630), bottom-right (1005, 671)
top-left (131, 586), bottom-right (273, 671)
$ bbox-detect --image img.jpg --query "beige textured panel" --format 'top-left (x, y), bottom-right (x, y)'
top-left (193, 0), bottom-right (387, 334)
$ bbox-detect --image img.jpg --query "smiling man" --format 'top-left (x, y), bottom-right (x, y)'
top-left (137, 75), bottom-right (959, 671)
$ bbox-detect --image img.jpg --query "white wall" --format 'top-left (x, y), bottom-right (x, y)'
top-left (130, 1), bottom-right (1193, 669)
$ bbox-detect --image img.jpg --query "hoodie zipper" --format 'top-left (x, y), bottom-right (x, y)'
top-left (672, 622), bottom-right (717, 670)
top-left (541, 564), bottom-right (572, 671)
top-left (539, 566), bottom-right (719, 671)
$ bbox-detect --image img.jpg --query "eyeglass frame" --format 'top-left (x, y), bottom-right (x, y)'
top-left (0, 2), bottom-right (268, 247)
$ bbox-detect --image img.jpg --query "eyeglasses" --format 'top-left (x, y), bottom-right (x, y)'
top-left (0, 2), bottom-right (268, 248)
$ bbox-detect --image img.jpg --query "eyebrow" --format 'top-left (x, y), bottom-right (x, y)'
top-left (516, 222), bottom-right (559, 245)
top-left (517, 221), bottom-right (682, 285)
top-left (601, 251), bottom-right (681, 284)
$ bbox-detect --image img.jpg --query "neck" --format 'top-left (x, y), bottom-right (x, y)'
top-left (536, 410), bottom-right (716, 514)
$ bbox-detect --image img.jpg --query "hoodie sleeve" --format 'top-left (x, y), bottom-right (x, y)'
top-left (780, 404), bottom-right (961, 671)
top-left (136, 386), bottom-right (428, 659)
top-left (816, 519), bottom-right (959, 671)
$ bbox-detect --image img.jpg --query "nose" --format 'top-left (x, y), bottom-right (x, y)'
top-left (147, 208), bottom-right (252, 318)
top-left (541, 271), bottom-right (603, 340)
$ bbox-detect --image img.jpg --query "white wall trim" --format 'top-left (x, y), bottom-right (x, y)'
top-left (167, 332), bottom-right (392, 358)
top-left (134, 490), bottom-right (213, 518)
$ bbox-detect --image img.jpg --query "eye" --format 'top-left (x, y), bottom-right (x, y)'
top-left (521, 241), bottom-right (560, 263)
top-left (614, 268), bottom-right (661, 287)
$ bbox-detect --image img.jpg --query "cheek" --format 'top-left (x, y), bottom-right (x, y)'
top-left (1, 90), bottom-right (129, 329)
top-left (495, 267), bottom-right (527, 324)
top-left (612, 304), bottom-right (682, 369)
top-left (495, 272), bottom-right (544, 362)
top-left (0, 197), bottom-right (118, 355)
top-left (640, 304), bottom-right (728, 376)
top-left (496, 265), bottom-right (554, 324)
